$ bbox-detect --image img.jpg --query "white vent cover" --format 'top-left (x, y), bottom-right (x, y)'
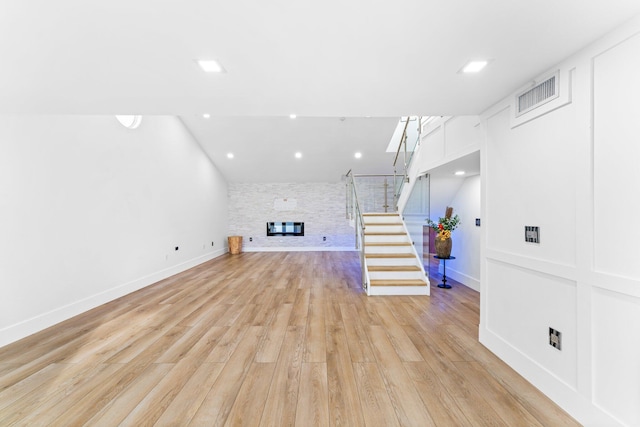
top-left (515, 72), bottom-right (559, 116)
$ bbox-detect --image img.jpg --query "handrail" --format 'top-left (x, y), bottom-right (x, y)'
top-left (345, 170), bottom-right (367, 290)
top-left (393, 117), bottom-right (411, 168)
top-left (352, 173), bottom-right (395, 178)
top-left (345, 170), bottom-right (366, 234)
top-left (392, 116), bottom-right (422, 210)
top-left (351, 173), bottom-right (398, 212)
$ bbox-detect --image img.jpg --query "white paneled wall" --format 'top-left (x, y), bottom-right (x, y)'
top-left (228, 182), bottom-right (355, 250)
top-left (592, 289), bottom-right (640, 427)
top-left (478, 17), bottom-right (640, 427)
top-left (593, 32), bottom-right (640, 281)
top-left (485, 104), bottom-right (578, 267)
top-left (485, 260), bottom-right (578, 387)
top-left (590, 27), bottom-right (640, 427)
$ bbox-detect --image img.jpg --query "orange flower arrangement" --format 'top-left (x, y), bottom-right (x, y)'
top-left (426, 211), bottom-right (460, 241)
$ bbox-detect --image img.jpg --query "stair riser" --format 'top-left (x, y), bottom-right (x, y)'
top-left (364, 223), bottom-right (403, 228)
top-left (363, 225), bottom-right (405, 233)
top-left (362, 216), bottom-right (401, 224)
top-left (369, 271), bottom-right (425, 280)
top-left (365, 235), bottom-right (411, 243)
top-left (365, 258), bottom-right (420, 267)
top-left (368, 286), bottom-right (429, 296)
top-left (364, 246), bottom-right (414, 254)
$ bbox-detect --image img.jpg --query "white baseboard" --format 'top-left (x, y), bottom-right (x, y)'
top-left (436, 265), bottom-right (480, 291)
top-left (0, 249), bottom-right (227, 348)
top-left (241, 246), bottom-right (356, 252)
top-left (367, 286), bottom-right (430, 296)
top-left (479, 326), bottom-right (622, 427)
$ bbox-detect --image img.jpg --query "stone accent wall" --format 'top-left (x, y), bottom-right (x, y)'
top-left (228, 182), bottom-right (355, 250)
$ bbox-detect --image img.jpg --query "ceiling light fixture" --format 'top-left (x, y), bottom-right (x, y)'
top-left (455, 170), bottom-right (466, 176)
top-left (295, 152), bottom-right (302, 159)
top-left (461, 60), bottom-right (488, 73)
top-left (289, 114), bottom-right (297, 119)
top-left (355, 152), bottom-right (362, 159)
top-left (203, 113), bottom-right (211, 119)
top-left (227, 153), bottom-right (234, 159)
top-left (115, 115), bottom-right (142, 129)
top-left (196, 59), bottom-right (226, 73)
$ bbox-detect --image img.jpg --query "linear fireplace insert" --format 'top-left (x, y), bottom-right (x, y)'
top-left (266, 222), bottom-right (304, 236)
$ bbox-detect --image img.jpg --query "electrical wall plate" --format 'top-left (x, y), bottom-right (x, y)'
top-left (525, 226), bottom-right (540, 243)
top-left (549, 327), bottom-right (561, 350)
top-left (475, 218), bottom-right (481, 226)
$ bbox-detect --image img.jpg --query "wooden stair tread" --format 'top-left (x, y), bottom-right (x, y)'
top-left (365, 253), bottom-right (416, 258)
top-left (363, 213), bottom-right (400, 216)
top-left (368, 265), bottom-right (421, 272)
top-left (370, 279), bottom-right (427, 287)
top-left (365, 242), bottom-right (411, 246)
top-left (363, 222), bottom-right (402, 226)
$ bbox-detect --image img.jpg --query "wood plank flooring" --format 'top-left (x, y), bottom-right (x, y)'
top-left (0, 251), bottom-right (580, 426)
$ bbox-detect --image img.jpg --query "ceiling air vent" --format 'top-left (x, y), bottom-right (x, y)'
top-left (515, 72), bottom-right (559, 117)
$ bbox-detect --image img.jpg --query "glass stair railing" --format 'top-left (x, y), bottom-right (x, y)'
top-left (345, 170), bottom-right (367, 289)
top-left (393, 116), bottom-right (422, 206)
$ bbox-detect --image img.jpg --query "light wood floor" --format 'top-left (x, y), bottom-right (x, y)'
top-left (0, 251), bottom-right (580, 426)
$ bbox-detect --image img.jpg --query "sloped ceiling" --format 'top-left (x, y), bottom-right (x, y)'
top-left (427, 151), bottom-right (481, 219)
top-left (181, 116), bottom-right (399, 182)
top-left (1, 1), bottom-right (639, 181)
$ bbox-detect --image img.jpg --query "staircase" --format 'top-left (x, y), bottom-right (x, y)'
top-left (362, 213), bottom-right (429, 296)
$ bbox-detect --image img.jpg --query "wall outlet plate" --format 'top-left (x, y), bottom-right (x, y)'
top-left (525, 226), bottom-right (540, 243)
top-left (549, 327), bottom-right (561, 350)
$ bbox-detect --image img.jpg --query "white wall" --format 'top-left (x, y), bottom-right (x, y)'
top-left (0, 115), bottom-right (229, 347)
top-left (478, 16), bottom-right (640, 427)
top-left (228, 182), bottom-right (355, 251)
top-left (428, 175), bottom-right (465, 222)
top-left (414, 116), bottom-right (481, 172)
top-left (444, 175), bottom-right (481, 291)
top-left (402, 114), bottom-right (482, 290)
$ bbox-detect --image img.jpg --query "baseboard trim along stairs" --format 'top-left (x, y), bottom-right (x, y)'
top-left (362, 213), bottom-right (429, 296)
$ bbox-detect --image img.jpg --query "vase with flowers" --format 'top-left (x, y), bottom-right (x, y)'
top-left (426, 207), bottom-right (460, 258)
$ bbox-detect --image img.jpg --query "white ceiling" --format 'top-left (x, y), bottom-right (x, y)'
top-left (427, 151), bottom-right (481, 179)
top-left (1, 1), bottom-right (639, 182)
top-left (426, 151), bottom-right (481, 217)
top-left (181, 116), bottom-right (399, 182)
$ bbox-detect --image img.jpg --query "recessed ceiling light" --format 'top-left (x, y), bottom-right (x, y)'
top-left (355, 152), bottom-right (362, 159)
top-left (115, 115), bottom-right (142, 129)
top-left (289, 114), bottom-right (297, 119)
top-left (454, 170), bottom-right (466, 176)
top-left (196, 59), bottom-right (226, 73)
top-left (203, 113), bottom-right (211, 119)
top-left (461, 60), bottom-right (488, 73)
top-left (227, 153), bottom-right (234, 159)
top-left (295, 152), bottom-right (302, 159)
